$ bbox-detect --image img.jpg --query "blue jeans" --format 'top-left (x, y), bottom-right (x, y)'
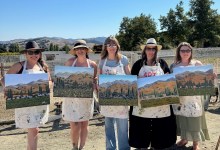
top-left (105, 117), bottom-right (130, 150)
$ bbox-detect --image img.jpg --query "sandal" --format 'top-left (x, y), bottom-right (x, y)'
top-left (176, 139), bottom-right (188, 147)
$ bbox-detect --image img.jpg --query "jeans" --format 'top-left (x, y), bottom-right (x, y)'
top-left (105, 117), bottom-right (130, 150)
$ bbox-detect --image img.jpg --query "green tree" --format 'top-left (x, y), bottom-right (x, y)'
top-left (159, 1), bottom-right (190, 47)
top-left (9, 43), bottom-right (20, 52)
top-left (117, 13), bottom-right (157, 51)
top-left (49, 43), bottom-right (54, 51)
top-left (61, 44), bottom-right (70, 53)
top-left (188, 0), bottom-right (220, 47)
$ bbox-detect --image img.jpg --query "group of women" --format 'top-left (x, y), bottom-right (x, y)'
top-left (0, 36), bottom-right (212, 150)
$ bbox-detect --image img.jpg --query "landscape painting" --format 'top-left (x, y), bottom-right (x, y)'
top-left (53, 66), bottom-right (94, 98)
top-left (138, 74), bottom-right (179, 108)
top-left (99, 75), bottom-right (138, 106)
top-left (173, 64), bottom-right (215, 96)
top-left (5, 73), bottom-right (50, 109)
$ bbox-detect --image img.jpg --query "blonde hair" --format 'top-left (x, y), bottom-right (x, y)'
top-left (175, 42), bottom-right (193, 63)
top-left (100, 36), bottom-right (122, 62)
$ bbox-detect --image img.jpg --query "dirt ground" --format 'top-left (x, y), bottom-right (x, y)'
top-left (0, 102), bottom-right (220, 150)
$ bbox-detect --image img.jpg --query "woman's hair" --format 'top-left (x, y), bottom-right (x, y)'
top-left (141, 46), bottom-right (158, 65)
top-left (175, 42), bottom-right (193, 63)
top-left (36, 53), bottom-right (49, 72)
top-left (100, 36), bottom-right (122, 62)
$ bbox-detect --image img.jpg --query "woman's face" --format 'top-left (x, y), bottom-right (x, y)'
top-left (25, 49), bottom-right (41, 63)
top-left (106, 41), bottom-right (117, 55)
top-left (145, 46), bottom-right (157, 60)
top-left (179, 45), bottom-right (192, 61)
top-left (74, 47), bottom-right (88, 57)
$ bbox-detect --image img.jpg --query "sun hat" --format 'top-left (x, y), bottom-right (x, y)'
top-left (140, 38), bottom-right (162, 51)
top-left (69, 40), bottom-right (93, 55)
top-left (20, 41), bottom-right (45, 54)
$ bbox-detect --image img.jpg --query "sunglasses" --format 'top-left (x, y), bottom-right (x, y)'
top-left (146, 48), bottom-right (156, 52)
top-left (27, 50), bottom-right (41, 55)
top-left (180, 49), bottom-right (192, 53)
top-left (106, 44), bottom-right (117, 47)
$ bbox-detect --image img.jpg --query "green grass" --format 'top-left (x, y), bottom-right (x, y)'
top-left (6, 96), bottom-right (50, 109)
top-left (140, 97), bottom-right (179, 108)
top-left (99, 98), bottom-right (138, 106)
top-left (53, 88), bottom-right (93, 98)
top-left (178, 87), bottom-right (215, 96)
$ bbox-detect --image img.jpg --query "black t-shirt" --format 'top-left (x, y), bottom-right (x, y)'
top-left (131, 58), bottom-right (170, 76)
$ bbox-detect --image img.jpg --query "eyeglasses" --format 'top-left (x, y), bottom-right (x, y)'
top-left (146, 48), bottom-right (156, 52)
top-left (180, 49), bottom-right (192, 53)
top-left (106, 44), bottom-right (117, 47)
top-left (27, 50), bottom-right (41, 55)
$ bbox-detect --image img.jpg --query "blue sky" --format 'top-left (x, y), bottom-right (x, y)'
top-left (55, 66), bottom-right (93, 74)
top-left (1, 0), bottom-right (220, 41)
top-left (173, 64), bottom-right (213, 75)
top-left (5, 73), bottom-right (48, 86)
top-left (137, 74), bottom-right (175, 88)
top-left (99, 74), bottom-right (137, 84)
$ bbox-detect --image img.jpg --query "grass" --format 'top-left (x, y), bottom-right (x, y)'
top-left (53, 88), bottom-right (93, 98)
top-left (178, 87), bottom-right (215, 96)
top-left (99, 98), bottom-right (138, 106)
top-left (6, 96), bottom-right (50, 109)
top-left (140, 97), bottom-right (179, 108)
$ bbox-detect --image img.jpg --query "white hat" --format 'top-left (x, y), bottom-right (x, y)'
top-left (141, 38), bottom-right (162, 51)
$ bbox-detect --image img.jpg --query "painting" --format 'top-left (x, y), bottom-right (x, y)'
top-left (173, 64), bottom-right (215, 96)
top-left (5, 73), bottom-right (50, 109)
top-left (138, 74), bottom-right (179, 108)
top-left (99, 74), bottom-right (138, 106)
top-left (53, 66), bottom-right (94, 98)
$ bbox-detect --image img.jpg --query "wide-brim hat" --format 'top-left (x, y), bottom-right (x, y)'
top-left (140, 38), bottom-right (162, 51)
top-left (20, 41), bottom-right (45, 54)
top-left (69, 40), bottom-right (93, 55)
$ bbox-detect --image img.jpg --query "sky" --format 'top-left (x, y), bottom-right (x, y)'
top-left (55, 66), bottom-right (93, 75)
top-left (5, 73), bottom-right (48, 86)
top-left (99, 74), bottom-right (136, 84)
top-left (1, 0), bottom-right (220, 41)
top-left (137, 74), bottom-right (175, 88)
top-left (173, 64), bottom-right (213, 74)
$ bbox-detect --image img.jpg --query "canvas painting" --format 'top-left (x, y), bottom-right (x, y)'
top-left (5, 73), bottom-right (50, 109)
top-left (138, 74), bottom-right (179, 108)
top-left (53, 66), bottom-right (94, 98)
top-left (99, 74), bottom-right (138, 106)
top-left (173, 64), bottom-right (215, 96)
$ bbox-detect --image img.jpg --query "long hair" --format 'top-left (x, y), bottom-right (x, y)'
top-left (100, 36), bottom-right (122, 62)
top-left (175, 42), bottom-right (193, 64)
top-left (141, 46), bottom-right (158, 65)
top-left (37, 53), bottom-right (49, 72)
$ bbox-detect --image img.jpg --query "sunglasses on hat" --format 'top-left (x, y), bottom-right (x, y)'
top-left (27, 50), bottom-right (41, 55)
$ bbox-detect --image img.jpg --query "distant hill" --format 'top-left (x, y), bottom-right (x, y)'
top-left (0, 36), bottom-right (106, 50)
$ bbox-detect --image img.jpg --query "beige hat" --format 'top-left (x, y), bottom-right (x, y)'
top-left (69, 40), bottom-right (93, 55)
top-left (140, 38), bottom-right (162, 51)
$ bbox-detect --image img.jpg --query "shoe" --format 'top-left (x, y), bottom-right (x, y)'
top-left (176, 139), bottom-right (188, 147)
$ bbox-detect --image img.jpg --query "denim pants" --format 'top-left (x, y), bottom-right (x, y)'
top-left (105, 117), bottom-right (130, 150)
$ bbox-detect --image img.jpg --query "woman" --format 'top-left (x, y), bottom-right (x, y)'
top-left (2, 41), bottom-right (50, 150)
top-left (99, 36), bottom-right (130, 150)
top-left (170, 42), bottom-right (210, 150)
top-left (129, 38), bottom-right (177, 149)
top-left (62, 40), bottom-right (97, 150)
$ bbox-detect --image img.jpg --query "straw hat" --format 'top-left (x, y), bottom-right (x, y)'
top-left (69, 40), bottom-right (93, 55)
top-left (140, 38), bottom-right (162, 51)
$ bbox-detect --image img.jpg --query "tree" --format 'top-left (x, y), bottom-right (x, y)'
top-left (159, 1), bottom-right (190, 47)
top-left (49, 43), bottom-right (54, 51)
top-left (117, 13), bottom-right (157, 51)
top-left (188, 0), bottom-right (220, 47)
top-left (61, 44), bottom-right (70, 53)
top-left (8, 43), bottom-right (20, 52)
